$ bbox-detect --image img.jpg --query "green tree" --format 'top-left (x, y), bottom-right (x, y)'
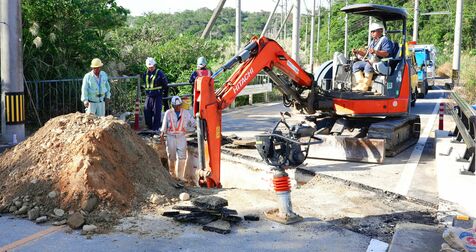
top-left (22, 0), bottom-right (129, 80)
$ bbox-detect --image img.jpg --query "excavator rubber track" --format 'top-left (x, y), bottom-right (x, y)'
top-left (367, 114), bottom-right (421, 157)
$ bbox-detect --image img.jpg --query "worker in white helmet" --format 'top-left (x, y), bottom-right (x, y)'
top-left (81, 58), bottom-right (111, 116)
top-left (352, 22), bottom-right (393, 92)
top-left (189, 56), bottom-right (213, 94)
top-left (160, 96), bottom-right (196, 181)
top-left (143, 57), bottom-right (169, 131)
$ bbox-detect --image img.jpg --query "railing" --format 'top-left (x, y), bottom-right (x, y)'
top-left (14, 73), bottom-right (274, 129)
top-left (24, 76), bottom-right (141, 126)
top-left (449, 92), bottom-right (476, 174)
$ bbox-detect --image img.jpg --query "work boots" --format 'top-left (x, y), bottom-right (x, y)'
top-left (353, 71), bottom-right (366, 91)
top-left (168, 159), bottom-right (176, 178)
top-left (177, 159), bottom-right (187, 181)
top-left (363, 72), bottom-right (374, 92)
top-left (354, 71), bottom-right (374, 92)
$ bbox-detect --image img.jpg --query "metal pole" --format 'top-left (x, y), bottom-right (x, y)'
top-left (284, 0), bottom-right (288, 40)
top-left (275, 4), bottom-right (294, 40)
top-left (452, 0), bottom-right (463, 87)
top-left (261, 0), bottom-right (281, 38)
top-left (201, 0), bottom-right (227, 39)
top-left (413, 0), bottom-right (419, 42)
top-left (316, 0), bottom-right (321, 58)
top-left (309, 0), bottom-right (316, 72)
top-left (1, 0), bottom-right (25, 143)
top-left (326, 0), bottom-right (331, 56)
top-left (292, 0), bottom-right (301, 63)
top-left (236, 0), bottom-right (241, 54)
top-left (368, 17), bottom-right (372, 45)
top-left (344, 0), bottom-right (348, 56)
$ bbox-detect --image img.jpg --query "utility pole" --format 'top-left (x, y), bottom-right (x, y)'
top-left (275, 4), bottom-right (294, 39)
top-left (261, 0), bottom-right (281, 38)
top-left (309, 0), bottom-right (316, 72)
top-left (452, 0), bottom-right (463, 87)
top-left (413, 0), bottom-right (419, 42)
top-left (327, 0), bottom-right (331, 56)
top-left (201, 0), bottom-right (227, 39)
top-left (344, 0), bottom-right (348, 56)
top-left (1, 0), bottom-right (25, 144)
top-left (291, 0), bottom-right (301, 63)
top-left (316, 0), bottom-right (321, 58)
top-left (236, 0), bottom-right (241, 54)
top-left (284, 0), bottom-right (288, 40)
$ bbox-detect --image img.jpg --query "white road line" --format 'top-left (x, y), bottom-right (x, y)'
top-left (394, 87), bottom-right (444, 195)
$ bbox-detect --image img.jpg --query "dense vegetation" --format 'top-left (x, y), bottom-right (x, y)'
top-left (21, 0), bottom-right (476, 94)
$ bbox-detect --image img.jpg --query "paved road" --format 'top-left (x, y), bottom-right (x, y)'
top-left (222, 84), bottom-right (451, 204)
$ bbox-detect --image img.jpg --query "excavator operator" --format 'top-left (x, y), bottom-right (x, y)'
top-left (352, 22), bottom-right (393, 92)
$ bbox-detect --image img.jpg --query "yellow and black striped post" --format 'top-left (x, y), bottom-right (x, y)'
top-left (4, 92), bottom-right (25, 124)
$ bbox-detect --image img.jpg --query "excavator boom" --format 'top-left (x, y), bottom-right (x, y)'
top-left (193, 36), bottom-right (314, 188)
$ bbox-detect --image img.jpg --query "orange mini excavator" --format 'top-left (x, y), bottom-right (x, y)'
top-left (193, 4), bottom-right (420, 224)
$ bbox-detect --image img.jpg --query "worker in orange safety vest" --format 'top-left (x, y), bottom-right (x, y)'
top-left (160, 96), bottom-right (196, 181)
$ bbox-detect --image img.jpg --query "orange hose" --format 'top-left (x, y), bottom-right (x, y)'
top-left (273, 176), bottom-right (291, 192)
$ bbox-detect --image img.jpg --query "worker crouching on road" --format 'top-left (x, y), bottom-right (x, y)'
top-left (160, 96), bottom-right (196, 181)
top-left (81, 58), bottom-right (111, 116)
top-left (143, 57), bottom-right (168, 131)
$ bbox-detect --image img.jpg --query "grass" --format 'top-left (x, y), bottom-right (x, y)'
top-left (439, 53), bottom-right (476, 104)
top-left (460, 54), bottom-right (476, 103)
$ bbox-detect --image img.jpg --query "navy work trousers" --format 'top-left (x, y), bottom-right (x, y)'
top-left (144, 95), bottom-right (162, 131)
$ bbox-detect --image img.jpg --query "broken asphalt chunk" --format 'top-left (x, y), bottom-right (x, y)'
top-left (162, 211), bottom-right (180, 217)
top-left (222, 215), bottom-right (242, 224)
top-left (191, 196), bottom-right (228, 210)
top-left (244, 215), bottom-right (260, 221)
top-left (203, 220), bottom-right (231, 234)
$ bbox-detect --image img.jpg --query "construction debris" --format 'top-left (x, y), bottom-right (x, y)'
top-left (164, 196), bottom-right (248, 234)
top-left (203, 220), bottom-right (231, 234)
top-left (0, 113), bottom-right (178, 227)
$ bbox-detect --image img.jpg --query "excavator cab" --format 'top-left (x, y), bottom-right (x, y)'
top-left (315, 4), bottom-right (412, 109)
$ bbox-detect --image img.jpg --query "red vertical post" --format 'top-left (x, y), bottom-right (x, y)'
top-left (439, 102), bottom-right (444, 130)
top-left (134, 75), bottom-right (140, 130)
top-left (134, 98), bottom-right (140, 130)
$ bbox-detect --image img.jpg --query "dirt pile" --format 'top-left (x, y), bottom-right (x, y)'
top-left (0, 113), bottom-right (177, 218)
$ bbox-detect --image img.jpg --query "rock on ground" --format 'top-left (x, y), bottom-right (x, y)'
top-left (67, 212), bottom-right (85, 229)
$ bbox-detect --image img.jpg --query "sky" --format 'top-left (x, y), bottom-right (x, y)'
top-left (115, 0), bottom-right (322, 16)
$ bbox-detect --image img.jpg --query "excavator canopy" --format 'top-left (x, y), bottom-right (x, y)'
top-left (341, 4), bottom-right (408, 21)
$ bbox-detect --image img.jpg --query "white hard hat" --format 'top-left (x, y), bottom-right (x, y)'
top-left (197, 57), bottom-right (207, 68)
top-left (370, 22), bottom-right (385, 32)
top-left (145, 57), bottom-right (156, 67)
top-left (171, 96), bottom-right (182, 106)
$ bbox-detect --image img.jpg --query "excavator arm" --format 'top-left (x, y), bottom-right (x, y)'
top-left (193, 36), bottom-right (314, 188)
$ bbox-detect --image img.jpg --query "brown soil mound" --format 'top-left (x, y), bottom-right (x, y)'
top-left (0, 113), bottom-right (177, 214)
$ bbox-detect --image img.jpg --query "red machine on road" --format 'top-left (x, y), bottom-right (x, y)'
top-left (193, 4), bottom-right (420, 224)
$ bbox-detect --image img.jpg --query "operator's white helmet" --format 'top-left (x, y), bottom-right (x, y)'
top-left (197, 57), bottom-right (207, 68)
top-left (145, 57), bottom-right (156, 67)
top-left (171, 96), bottom-right (183, 106)
top-left (370, 22), bottom-right (385, 32)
